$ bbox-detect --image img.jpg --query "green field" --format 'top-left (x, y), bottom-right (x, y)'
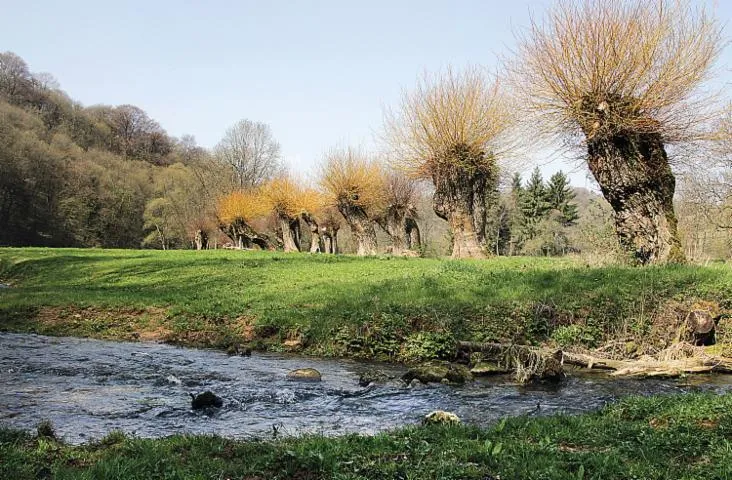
top-left (2, 393), bottom-right (731, 479)
top-left (1, 248), bottom-right (731, 360)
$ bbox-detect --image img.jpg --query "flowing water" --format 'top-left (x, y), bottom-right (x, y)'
top-left (1, 333), bottom-right (731, 444)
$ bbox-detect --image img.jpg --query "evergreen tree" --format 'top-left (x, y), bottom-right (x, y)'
top-left (546, 171), bottom-right (579, 226)
top-left (511, 172), bottom-right (523, 193)
top-left (507, 172), bottom-right (524, 255)
top-left (520, 167), bottom-right (550, 240)
top-left (484, 181), bottom-right (503, 254)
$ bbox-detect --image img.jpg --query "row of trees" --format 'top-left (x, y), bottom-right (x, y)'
top-left (215, 149), bottom-right (422, 256)
top-left (3, 0), bottom-right (731, 264)
top-left (379, 0), bottom-right (726, 264)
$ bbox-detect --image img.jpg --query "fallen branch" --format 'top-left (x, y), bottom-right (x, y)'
top-left (457, 341), bottom-right (732, 379)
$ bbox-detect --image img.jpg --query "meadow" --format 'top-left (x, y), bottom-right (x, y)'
top-left (1, 248), bottom-right (730, 361)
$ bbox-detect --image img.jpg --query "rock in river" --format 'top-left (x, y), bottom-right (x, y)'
top-left (190, 391), bottom-right (223, 409)
top-left (226, 344), bottom-right (252, 357)
top-left (423, 410), bottom-right (461, 425)
top-left (402, 361), bottom-right (473, 385)
top-left (358, 369), bottom-right (391, 387)
top-left (286, 368), bottom-right (322, 382)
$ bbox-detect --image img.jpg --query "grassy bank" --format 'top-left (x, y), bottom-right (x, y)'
top-left (1, 393), bottom-right (731, 479)
top-left (1, 248), bottom-right (731, 361)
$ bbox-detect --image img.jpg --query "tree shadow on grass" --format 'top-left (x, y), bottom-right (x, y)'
top-left (299, 263), bottom-right (731, 341)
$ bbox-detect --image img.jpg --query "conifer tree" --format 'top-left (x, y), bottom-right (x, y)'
top-left (520, 168), bottom-right (549, 240)
top-left (546, 171), bottom-right (579, 226)
top-left (507, 172), bottom-right (524, 255)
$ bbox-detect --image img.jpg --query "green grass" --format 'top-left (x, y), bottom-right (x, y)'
top-left (2, 393), bottom-right (731, 479)
top-left (1, 248), bottom-right (731, 360)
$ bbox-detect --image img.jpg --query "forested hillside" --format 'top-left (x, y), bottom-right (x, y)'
top-left (0, 51), bottom-right (235, 248)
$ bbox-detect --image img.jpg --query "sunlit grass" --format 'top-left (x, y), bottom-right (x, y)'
top-left (1, 393), bottom-right (731, 479)
top-left (1, 248), bottom-right (730, 355)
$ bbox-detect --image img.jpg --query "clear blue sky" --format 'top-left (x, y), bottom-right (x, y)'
top-left (1, 0), bottom-right (729, 187)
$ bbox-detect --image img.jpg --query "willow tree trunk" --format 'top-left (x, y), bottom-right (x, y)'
top-left (279, 215), bottom-right (301, 252)
top-left (194, 229), bottom-right (208, 250)
top-left (301, 213), bottom-right (321, 253)
top-left (376, 212), bottom-right (410, 255)
top-left (220, 219), bottom-right (276, 251)
top-left (586, 131), bottom-right (684, 265)
top-left (432, 165), bottom-right (492, 259)
top-left (338, 204), bottom-right (377, 256)
top-left (322, 227), bottom-right (339, 254)
top-left (324, 227), bottom-right (339, 254)
top-left (405, 217), bottom-right (421, 251)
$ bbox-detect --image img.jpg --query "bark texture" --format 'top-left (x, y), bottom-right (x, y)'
top-left (338, 204), bottom-right (377, 256)
top-left (376, 209), bottom-right (421, 256)
top-left (587, 132), bottom-right (684, 264)
top-left (432, 146), bottom-right (497, 259)
top-left (322, 225), bottom-right (339, 254)
top-left (194, 229), bottom-right (208, 250)
top-left (406, 217), bottom-right (421, 251)
top-left (279, 215), bottom-right (301, 252)
top-left (581, 97), bottom-right (685, 265)
top-left (220, 219), bottom-right (276, 250)
top-left (301, 213), bottom-right (322, 253)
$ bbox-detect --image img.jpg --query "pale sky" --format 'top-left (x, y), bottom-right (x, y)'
top-left (1, 0), bottom-right (730, 187)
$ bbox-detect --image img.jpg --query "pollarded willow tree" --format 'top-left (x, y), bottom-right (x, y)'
top-left (216, 190), bottom-right (273, 249)
top-left (373, 171), bottom-right (422, 255)
top-left (513, 0), bottom-right (723, 264)
top-left (385, 68), bottom-right (518, 258)
top-left (318, 207), bottom-right (342, 254)
top-left (297, 188), bottom-right (330, 253)
top-left (320, 147), bottom-right (385, 256)
top-left (259, 177), bottom-right (304, 252)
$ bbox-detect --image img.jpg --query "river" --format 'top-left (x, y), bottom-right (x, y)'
top-left (1, 333), bottom-right (731, 444)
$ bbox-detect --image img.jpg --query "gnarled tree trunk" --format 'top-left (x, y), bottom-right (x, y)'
top-left (194, 229), bottom-right (208, 250)
top-left (377, 211), bottom-right (421, 255)
top-left (406, 217), bottom-right (421, 251)
top-left (376, 212), bottom-right (408, 255)
top-left (301, 213), bottom-right (321, 253)
top-left (322, 225), bottom-right (339, 254)
top-left (323, 232), bottom-right (333, 254)
top-left (220, 219), bottom-right (276, 251)
top-left (338, 204), bottom-right (377, 256)
top-left (279, 215), bottom-right (301, 252)
top-left (586, 131), bottom-right (684, 264)
top-left (432, 161), bottom-right (495, 259)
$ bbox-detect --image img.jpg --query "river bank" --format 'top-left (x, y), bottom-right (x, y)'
top-left (2, 248), bottom-right (731, 368)
top-left (2, 391), bottom-right (731, 479)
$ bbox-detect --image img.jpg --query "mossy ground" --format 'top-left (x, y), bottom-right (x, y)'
top-left (1, 393), bottom-right (730, 479)
top-left (1, 248), bottom-right (730, 362)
